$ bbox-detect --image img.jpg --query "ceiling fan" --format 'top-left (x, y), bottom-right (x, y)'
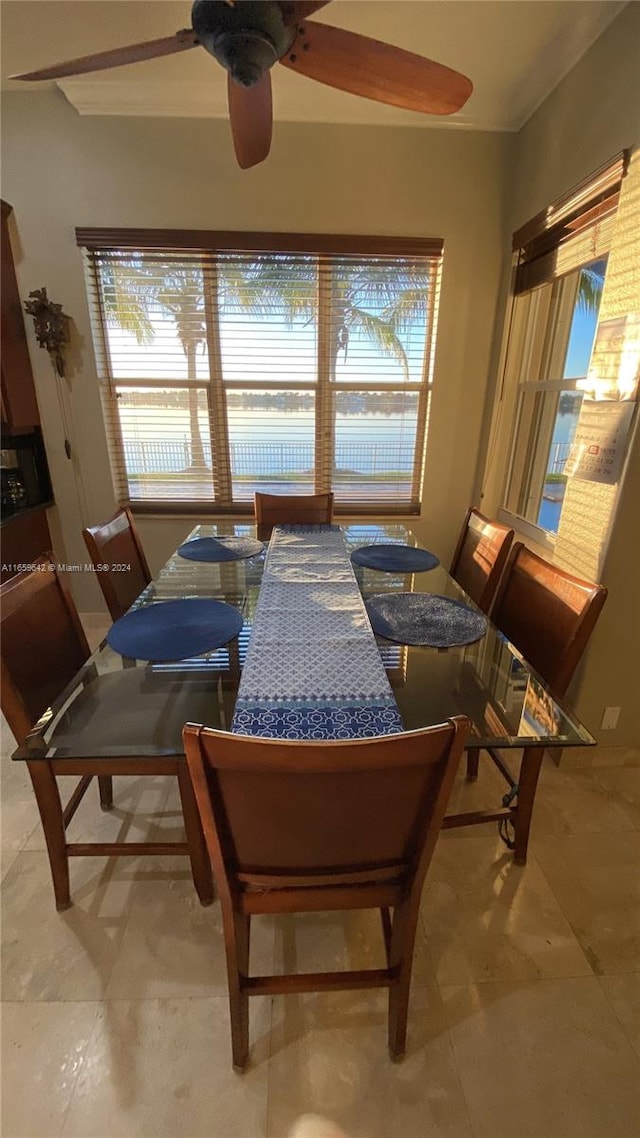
top-left (12, 0), bottom-right (473, 169)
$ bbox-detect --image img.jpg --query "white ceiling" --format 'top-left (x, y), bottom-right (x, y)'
top-left (0, 0), bottom-right (627, 132)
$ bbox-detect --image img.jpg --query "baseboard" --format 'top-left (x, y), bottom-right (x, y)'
top-left (556, 744), bottom-right (640, 769)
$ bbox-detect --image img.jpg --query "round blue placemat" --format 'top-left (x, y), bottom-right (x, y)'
top-left (351, 544), bottom-right (439, 573)
top-left (177, 536), bottom-right (264, 562)
top-left (106, 598), bottom-right (244, 661)
top-left (366, 592), bottom-right (487, 647)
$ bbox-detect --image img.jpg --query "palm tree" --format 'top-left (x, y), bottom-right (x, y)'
top-left (101, 260), bottom-right (207, 471)
top-left (154, 268), bottom-right (207, 469)
top-left (217, 254), bottom-right (429, 487)
top-left (577, 258), bottom-right (607, 316)
top-left (100, 258), bottom-right (155, 345)
top-left (102, 252), bottom-right (431, 487)
top-left (330, 259), bottom-right (430, 382)
top-left (218, 254), bottom-right (429, 383)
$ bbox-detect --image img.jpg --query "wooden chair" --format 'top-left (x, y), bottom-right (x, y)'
top-left (450, 543), bottom-right (607, 863)
top-left (449, 507), bottom-right (514, 614)
top-left (83, 506), bottom-right (151, 621)
top-left (0, 555), bottom-right (114, 844)
top-left (254, 491), bottom-right (334, 540)
top-left (0, 553), bottom-right (214, 912)
top-left (183, 716), bottom-right (469, 1069)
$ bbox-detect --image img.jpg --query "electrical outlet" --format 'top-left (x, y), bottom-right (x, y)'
top-left (601, 706), bottom-right (620, 730)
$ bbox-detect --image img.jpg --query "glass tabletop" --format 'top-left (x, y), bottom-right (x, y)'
top-left (344, 525), bottom-right (594, 749)
top-left (15, 521), bottom-right (594, 760)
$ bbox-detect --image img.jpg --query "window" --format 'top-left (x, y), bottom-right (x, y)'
top-left (79, 231), bottom-right (442, 514)
top-left (499, 154), bottom-right (626, 538)
top-left (504, 257), bottom-right (607, 533)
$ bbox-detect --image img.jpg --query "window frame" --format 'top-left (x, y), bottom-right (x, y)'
top-left (79, 230), bottom-right (443, 517)
top-left (500, 272), bottom-right (588, 545)
top-left (495, 154), bottom-right (627, 545)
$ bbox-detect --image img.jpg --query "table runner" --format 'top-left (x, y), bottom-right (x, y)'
top-left (231, 525), bottom-right (404, 739)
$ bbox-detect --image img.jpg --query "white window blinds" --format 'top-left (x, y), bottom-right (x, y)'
top-left (512, 152), bottom-right (627, 294)
top-left (79, 232), bottom-right (442, 514)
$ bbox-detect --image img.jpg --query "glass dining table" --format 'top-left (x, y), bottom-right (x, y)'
top-left (14, 521), bottom-right (595, 908)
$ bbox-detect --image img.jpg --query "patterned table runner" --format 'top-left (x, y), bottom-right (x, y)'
top-left (231, 525), bottom-right (404, 739)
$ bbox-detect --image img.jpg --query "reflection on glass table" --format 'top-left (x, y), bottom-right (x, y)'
top-left (343, 524), bottom-right (593, 752)
top-left (16, 521), bottom-right (594, 762)
top-left (17, 523), bottom-right (266, 760)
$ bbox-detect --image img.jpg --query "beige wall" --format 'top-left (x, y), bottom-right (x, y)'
top-left (508, 2), bottom-right (640, 230)
top-left (479, 1), bottom-right (640, 745)
top-left (1, 89), bottom-right (509, 609)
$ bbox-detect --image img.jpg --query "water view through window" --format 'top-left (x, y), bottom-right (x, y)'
top-left (536, 257), bottom-right (607, 533)
top-left (93, 249), bottom-right (440, 509)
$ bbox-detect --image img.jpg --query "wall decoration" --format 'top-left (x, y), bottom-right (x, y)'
top-left (564, 399), bottom-right (636, 485)
top-left (23, 287), bottom-right (71, 377)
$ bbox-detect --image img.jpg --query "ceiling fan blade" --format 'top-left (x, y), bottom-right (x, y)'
top-left (228, 72), bottom-right (273, 170)
top-left (279, 22), bottom-right (472, 115)
top-left (11, 29), bottom-right (199, 82)
top-left (278, 2), bottom-right (332, 25)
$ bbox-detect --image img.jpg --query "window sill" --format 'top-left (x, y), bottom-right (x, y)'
top-left (498, 508), bottom-right (557, 555)
top-left (127, 501), bottom-right (421, 519)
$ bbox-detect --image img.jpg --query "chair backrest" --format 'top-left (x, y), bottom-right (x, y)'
top-left (0, 554), bottom-right (90, 745)
top-left (83, 506), bottom-right (151, 621)
top-left (449, 507), bottom-right (514, 613)
top-left (492, 542), bottom-right (608, 696)
top-left (183, 718), bottom-right (468, 905)
top-left (254, 491), bottom-right (334, 540)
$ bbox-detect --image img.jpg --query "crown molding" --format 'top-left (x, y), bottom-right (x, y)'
top-left (507, 0), bottom-right (628, 131)
top-left (57, 78), bottom-right (509, 133)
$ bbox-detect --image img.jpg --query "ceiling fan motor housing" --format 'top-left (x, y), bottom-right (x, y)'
top-left (191, 0), bottom-right (296, 86)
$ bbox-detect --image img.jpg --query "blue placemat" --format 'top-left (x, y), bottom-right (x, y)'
top-left (351, 544), bottom-right (439, 572)
top-left (106, 598), bottom-right (244, 661)
top-left (177, 536), bottom-right (264, 562)
top-left (366, 592), bottom-right (487, 647)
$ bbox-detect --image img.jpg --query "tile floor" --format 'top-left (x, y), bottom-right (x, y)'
top-left (2, 635), bottom-right (640, 1137)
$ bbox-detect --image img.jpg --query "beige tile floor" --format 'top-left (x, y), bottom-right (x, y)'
top-left (2, 663), bottom-right (640, 1137)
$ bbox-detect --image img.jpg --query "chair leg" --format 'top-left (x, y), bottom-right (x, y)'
top-left (387, 901), bottom-right (419, 1060)
top-left (380, 907), bottom-right (392, 964)
top-left (177, 765), bottom-right (214, 906)
top-left (228, 912), bottom-right (251, 1071)
top-left (26, 760), bottom-right (71, 911)
top-left (513, 746), bottom-right (545, 865)
top-left (466, 750), bottom-right (480, 781)
top-left (97, 775), bottom-right (114, 811)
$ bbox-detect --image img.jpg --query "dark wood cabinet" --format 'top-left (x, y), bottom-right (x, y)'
top-left (1, 200), bottom-right (53, 579)
top-left (1, 201), bottom-right (40, 430)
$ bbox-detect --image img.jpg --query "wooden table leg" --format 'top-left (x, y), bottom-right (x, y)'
top-left (26, 760), bottom-right (71, 910)
top-left (465, 750), bottom-right (480, 781)
top-left (514, 747), bottom-right (545, 865)
top-left (98, 775), bottom-right (114, 810)
top-left (177, 765), bottom-right (214, 906)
